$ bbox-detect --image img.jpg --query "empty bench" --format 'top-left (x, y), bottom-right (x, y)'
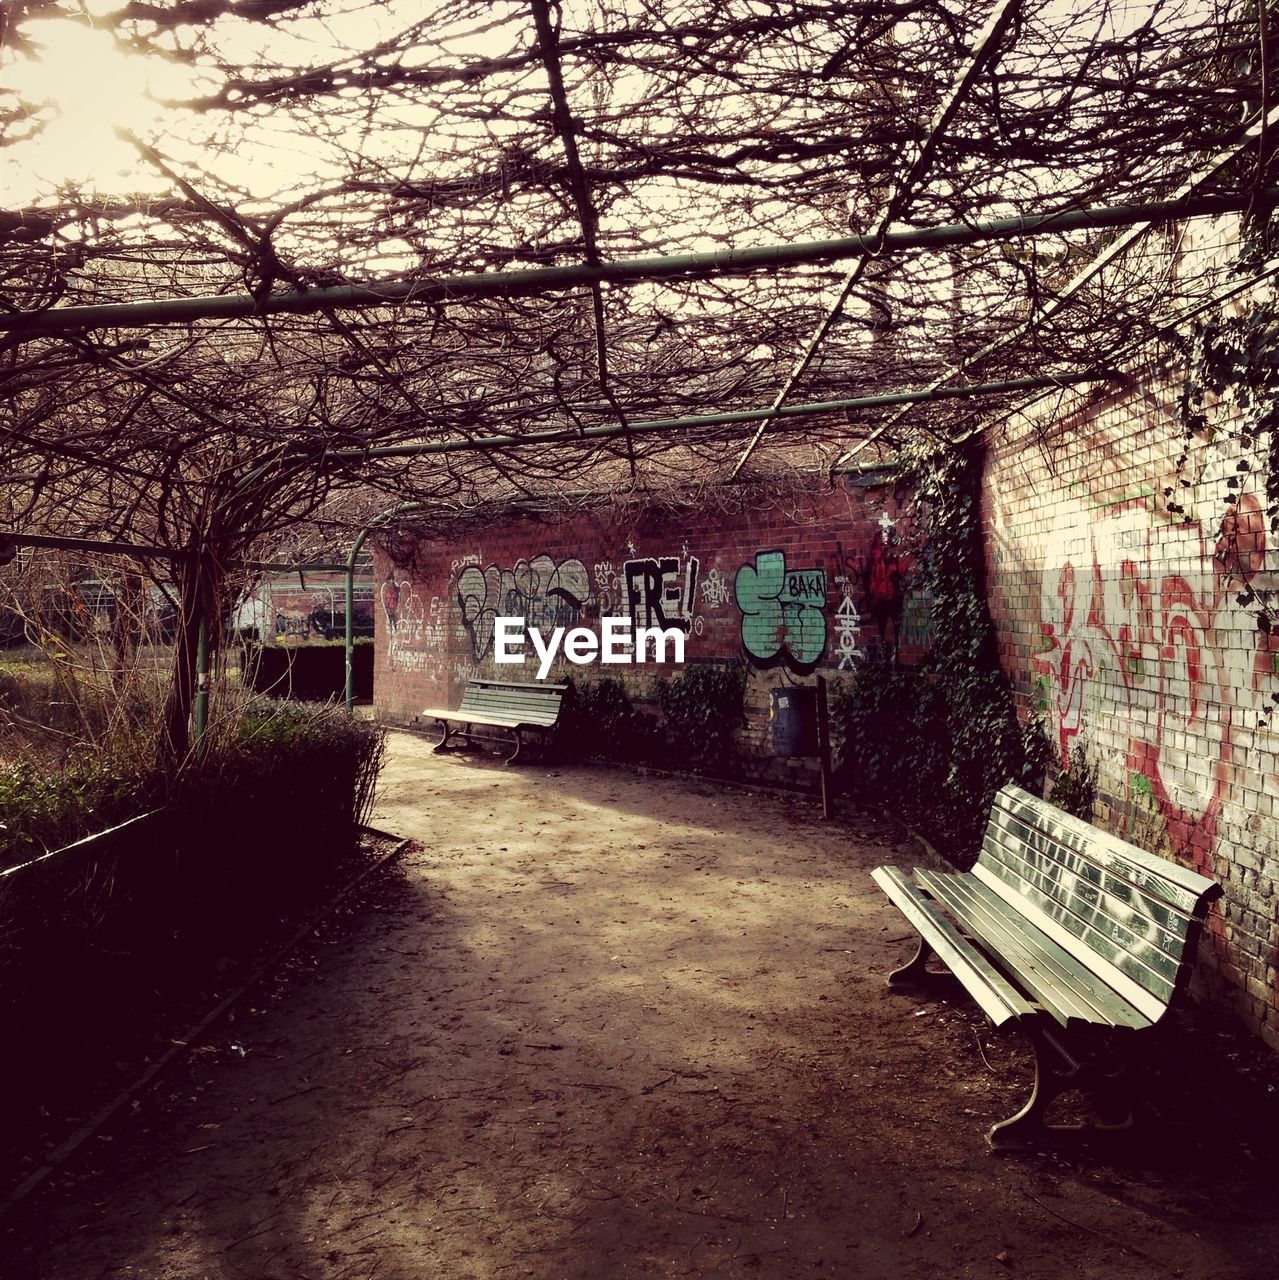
top-left (420, 678), bottom-right (567, 764)
top-left (872, 784), bottom-right (1222, 1149)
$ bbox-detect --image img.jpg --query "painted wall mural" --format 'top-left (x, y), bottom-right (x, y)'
top-left (382, 574), bottom-right (448, 676)
top-left (456, 556), bottom-right (592, 661)
top-left (1031, 497), bottom-right (1242, 876)
top-left (735, 549), bottom-right (828, 672)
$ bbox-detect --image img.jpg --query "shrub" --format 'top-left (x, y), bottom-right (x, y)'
top-left (560, 678), bottom-right (661, 763)
top-left (0, 698), bottom-right (385, 1127)
top-left (0, 755), bottom-right (157, 869)
top-left (1048, 740), bottom-right (1098, 821)
top-left (653, 661), bottom-right (748, 770)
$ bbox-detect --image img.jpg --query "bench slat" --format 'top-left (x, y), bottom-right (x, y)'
top-left (971, 864), bottom-right (1170, 1025)
top-left (456, 705), bottom-right (559, 726)
top-left (995, 786), bottom-right (1218, 912)
top-left (985, 808), bottom-right (1200, 945)
top-left (980, 825), bottom-right (1183, 1002)
top-left (915, 870), bottom-right (1151, 1030)
top-left (871, 867), bottom-right (1038, 1027)
top-left (470, 679), bottom-right (569, 692)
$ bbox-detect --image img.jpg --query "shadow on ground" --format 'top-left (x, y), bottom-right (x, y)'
top-left (4, 731), bottom-right (1279, 1279)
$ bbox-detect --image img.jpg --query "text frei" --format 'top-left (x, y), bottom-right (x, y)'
top-left (493, 616), bottom-right (685, 679)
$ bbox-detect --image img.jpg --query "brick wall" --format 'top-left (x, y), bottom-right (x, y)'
top-left (984, 370), bottom-right (1279, 1044)
top-left (373, 475), bottom-right (927, 781)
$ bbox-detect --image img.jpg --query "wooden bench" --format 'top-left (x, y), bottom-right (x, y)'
top-left (420, 678), bottom-right (568, 764)
top-left (871, 783), bottom-right (1222, 1149)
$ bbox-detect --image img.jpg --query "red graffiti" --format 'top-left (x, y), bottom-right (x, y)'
top-left (1035, 500), bottom-right (1237, 876)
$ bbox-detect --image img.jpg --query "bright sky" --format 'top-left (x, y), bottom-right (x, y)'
top-left (0, 19), bottom-right (213, 199)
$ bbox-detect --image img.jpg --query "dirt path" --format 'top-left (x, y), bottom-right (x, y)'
top-left (4, 730), bottom-right (1278, 1278)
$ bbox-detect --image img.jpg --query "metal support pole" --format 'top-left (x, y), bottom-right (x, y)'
top-left (816, 674), bottom-right (833, 820)
top-left (195, 612), bottom-right (209, 747)
top-left (344, 529), bottom-right (371, 713)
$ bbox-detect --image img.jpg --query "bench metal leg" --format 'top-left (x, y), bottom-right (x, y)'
top-left (432, 718), bottom-right (457, 753)
top-left (887, 933), bottom-right (936, 986)
top-left (989, 1027), bottom-right (1136, 1151)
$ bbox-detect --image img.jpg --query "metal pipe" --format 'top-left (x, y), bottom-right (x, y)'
top-left (831, 104), bottom-right (1279, 470)
top-left (0, 532), bottom-right (184, 559)
top-left (727, 0), bottom-right (1024, 480)
top-left (331, 370), bottom-right (1110, 460)
top-left (3, 190), bottom-right (1277, 337)
top-left (248, 561), bottom-right (363, 573)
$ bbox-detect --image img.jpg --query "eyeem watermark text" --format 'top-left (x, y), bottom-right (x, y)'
top-left (494, 616), bottom-right (685, 679)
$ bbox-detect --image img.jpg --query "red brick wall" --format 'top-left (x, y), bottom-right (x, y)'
top-left (984, 371), bottom-right (1279, 1044)
top-left (373, 475), bottom-right (928, 775)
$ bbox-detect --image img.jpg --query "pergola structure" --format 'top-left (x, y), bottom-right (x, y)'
top-left (0, 0), bottom-right (1275, 743)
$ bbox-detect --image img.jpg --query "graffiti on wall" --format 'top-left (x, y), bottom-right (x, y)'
top-left (833, 595), bottom-right (862, 669)
top-left (623, 555), bottom-right (699, 633)
top-left (862, 512), bottom-right (908, 648)
top-left (1032, 499), bottom-right (1242, 874)
top-left (701, 568), bottom-right (731, 610)
top-left (829, 512), bottom-right (911, 658)
top-left (456, 556), bottom-right (592, 661)
top-left (735, 549), bottom-right (827, 672)
top-left (595, 550), bottom-right (704, 637)
top-left (382, 575), bottom-right (448, 675)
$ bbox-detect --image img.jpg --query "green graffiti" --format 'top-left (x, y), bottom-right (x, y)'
top-left (1067, 480), bottom-right (1156, 511)
top-left (1124, 652), bottom-right (1146, 681)
top-left (1126, 771), bottom-right (1157, 835)
top-left (735, 549), bottom-right (827, 672)
top-left (1032, 673), bottom-right (1051, 712)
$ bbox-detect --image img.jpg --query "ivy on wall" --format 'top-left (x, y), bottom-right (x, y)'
top-left (1179, 284), bottom-right (1279, 629)
top-left (653, 662), bottom-right (748, 769)
top-left (562, 663), bottom-right (747, 772)
top-left (832, 439), bottom-right (1049, 863)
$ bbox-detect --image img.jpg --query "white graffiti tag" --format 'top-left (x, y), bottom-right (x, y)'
top-left (834, 594), bottom-right (862, 669)
top-left (701, 568), bottom-right (731, 610)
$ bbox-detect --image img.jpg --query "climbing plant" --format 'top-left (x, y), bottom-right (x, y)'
top-left (1173, 190), bottom-right (1279, 722)
top-left (832, 439), bottom-right (1049, 862)
top-left (653, 661), bottom-right (748, 770)
top-left (560, 677), bottom-right (657, 763)
top-left (1047, 740), bottom-right (1099, 821)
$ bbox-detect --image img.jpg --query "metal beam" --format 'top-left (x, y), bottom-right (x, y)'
top-left (2, 190), bottom-right (1277, 338)
top-left (727, 0), bottom-right (1023, 480)
top-left (0, 532), bottom-right (184, 559)
top-left (832, 104), bottom-right (1279, 469)
top-left (330, 370), bottom-right (1110, 461)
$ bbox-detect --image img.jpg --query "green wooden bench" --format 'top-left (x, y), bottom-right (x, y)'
top-left (420, 678), bottom-right (568, 764)
top-left (871, 784), bottom-right (1222, 1149)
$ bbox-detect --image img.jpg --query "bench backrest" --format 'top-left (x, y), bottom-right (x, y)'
top-left (457, 678), bottom-right (567, 726)
top-left (974, 785), bottom-right (1222, 1023)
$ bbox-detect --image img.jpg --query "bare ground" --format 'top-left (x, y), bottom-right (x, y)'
top-left (4, 729), bottom-right (1279, 1279)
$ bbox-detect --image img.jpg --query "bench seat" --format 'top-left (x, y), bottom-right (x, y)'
top-left (872, 784), bottom-right (1221, 1148)
top-left (420, 678), bottom-right (568, 764)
